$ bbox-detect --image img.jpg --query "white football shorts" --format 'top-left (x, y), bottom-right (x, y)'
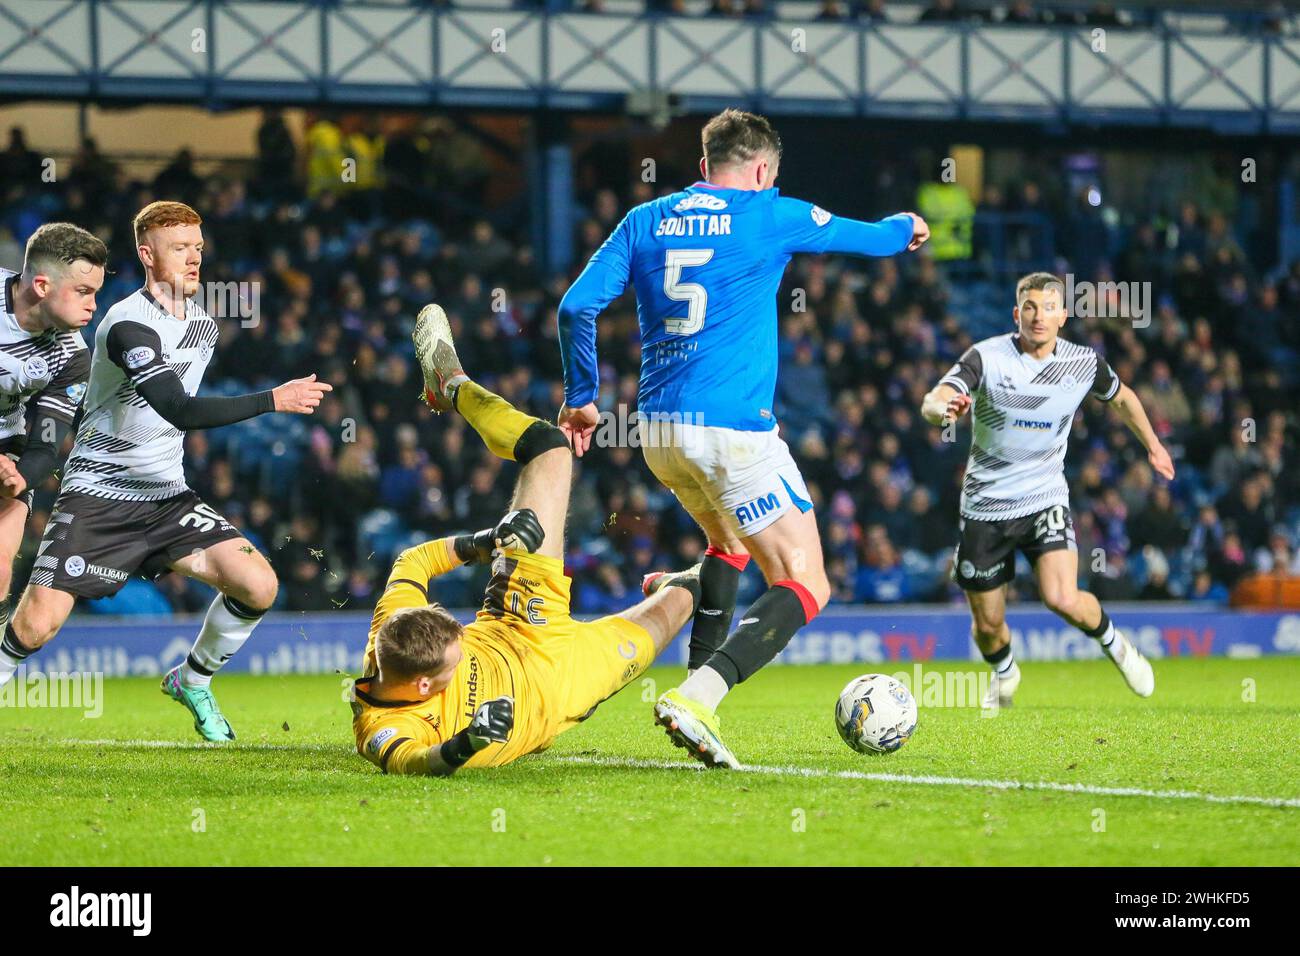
top-left (638, 418), bottom-right (814, 537)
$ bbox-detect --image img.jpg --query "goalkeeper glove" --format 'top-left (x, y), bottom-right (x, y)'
top-left (439, 696), bottom-right (514, 768)
top-left (453, 509), bottom-right (545, 564)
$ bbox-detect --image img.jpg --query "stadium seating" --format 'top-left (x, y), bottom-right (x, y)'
top-left (2, 106), bottom-right (1296, 614)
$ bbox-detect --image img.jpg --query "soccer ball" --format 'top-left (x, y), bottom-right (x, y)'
top-left (834, 674), bottom-right (918, 754)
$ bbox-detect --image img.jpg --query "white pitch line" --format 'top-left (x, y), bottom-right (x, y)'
top-left (553, 755), bottom-right (1300, 809)
top-left (53, 740), bottom-right (1300, 809)
top-left (65, 738), bottom-right (336, 752)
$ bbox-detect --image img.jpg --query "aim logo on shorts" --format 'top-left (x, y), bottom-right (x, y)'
top-left (735, 493), bottom-right (779, 526)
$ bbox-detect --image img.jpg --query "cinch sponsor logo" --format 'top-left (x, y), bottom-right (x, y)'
top-left (122, 346), bottom-right (154, 370)
top-left (673, 193), bottom-right (727, 212)
top-left (735, 493), bottom-right (779, 526)
top-left (49, 886), bottom-right (151, 936)
top-left (367, 726), bottom-right (397, 754)
top-left (1011, 418), bottom-right (1053, 430)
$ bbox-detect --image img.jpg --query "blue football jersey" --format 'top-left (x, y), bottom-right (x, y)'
top-left (559, 183), bottom-right (913, 432)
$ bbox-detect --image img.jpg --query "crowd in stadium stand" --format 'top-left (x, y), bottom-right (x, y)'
top-left (0, 114), bottom-right (1297, 615)
top-left (313, 1), bottom-right (1290, 35)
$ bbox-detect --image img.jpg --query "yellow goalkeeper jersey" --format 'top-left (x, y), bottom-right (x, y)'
top-left (351, 538), bottom-right (559, 780)
top-left (351, 537), bottom-right (658, 775)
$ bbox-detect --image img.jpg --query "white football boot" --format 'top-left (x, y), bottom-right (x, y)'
top-left (413, 303), bottom-right (467, 412)
top-left (981, 662), bottom-right (1021, 711)
top-left (640, 562), bottom-right (702, 598)
top-left (1102, 627), bottom-right (1155, 697)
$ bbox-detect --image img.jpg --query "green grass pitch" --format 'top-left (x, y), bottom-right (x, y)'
top-left (2, 658), bottom-right (1296, 866)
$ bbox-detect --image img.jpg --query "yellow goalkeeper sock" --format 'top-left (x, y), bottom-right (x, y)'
top-left (454, 380), bottom-right (538, 462)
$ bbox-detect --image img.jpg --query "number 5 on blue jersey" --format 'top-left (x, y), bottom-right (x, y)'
top-left (558, 185), bottom-right (916, 433)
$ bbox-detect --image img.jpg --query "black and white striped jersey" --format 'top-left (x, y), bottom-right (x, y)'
top-left (0, 268), bottom-right (91, 450)
top-left (939, 332), bottom-right (1120, 522)
top-left (61, 288), bottom-right (219, 501)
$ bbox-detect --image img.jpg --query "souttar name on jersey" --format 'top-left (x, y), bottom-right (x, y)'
top-left (655, 214), bottom-right (733, 237)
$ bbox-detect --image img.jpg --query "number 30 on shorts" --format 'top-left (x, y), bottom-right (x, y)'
top-left (179, 502), bottom-right (225, 533)
top-left (1032, 505), bottom-right (1067, 541)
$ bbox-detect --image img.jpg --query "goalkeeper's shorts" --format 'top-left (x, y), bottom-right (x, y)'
top-left (638, 419), bottom-right (813, 537)
top-left (474, 551), bottom-right (659, 750)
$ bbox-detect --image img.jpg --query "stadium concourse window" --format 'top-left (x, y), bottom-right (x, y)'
top-left (1, 108), bottom-right (1297, 617)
